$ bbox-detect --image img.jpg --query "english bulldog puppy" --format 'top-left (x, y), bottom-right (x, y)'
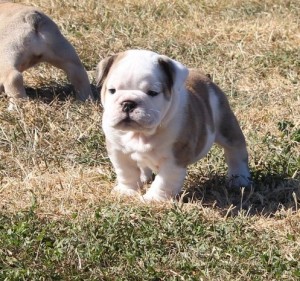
top-left (0, 1), bottom-right (93, 108)
top-left (96, 50), bottom-right (251, 202)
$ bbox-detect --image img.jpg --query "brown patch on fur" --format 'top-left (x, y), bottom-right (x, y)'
top-left (95, 55), bottom-right (117, 88)
top-left (173, 69), bottom-right (215, 167)
top-left (158, 57), bottom-right (174, 99)
top-left (96, 52), bottom-right (126, 104)
top-left (211, 83), bottom-right (247, 149)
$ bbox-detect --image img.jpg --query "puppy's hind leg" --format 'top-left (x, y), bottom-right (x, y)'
top-left (2, 68), bottom-right (28, 110)
top-left (140, 167), bottom-right (153, 184)
top-left (2, 68), bottom-right (27, 98)
top-left (216, 110), bottom-right (251, 188)
top-left (60, 59), bottom-right (94, 101)
top-left (39, 26), bottom-right (93, 101)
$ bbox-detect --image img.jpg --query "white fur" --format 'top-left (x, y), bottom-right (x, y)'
top-left (101, 50), bottom-right (189, 201)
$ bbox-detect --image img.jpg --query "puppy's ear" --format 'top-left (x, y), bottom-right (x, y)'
top-left (95, 55), bottom-right (117, 88)
top-left (158, 56), bottom-right (189, 97)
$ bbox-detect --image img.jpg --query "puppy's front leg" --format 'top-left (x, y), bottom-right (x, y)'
top-left (142, 163), bottom-right (187, 202)
top-left (109, 149), bottom-right (142, 197)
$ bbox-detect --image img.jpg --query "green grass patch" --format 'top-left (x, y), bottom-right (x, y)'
top-left (1, 206), bottom-right (299, 280)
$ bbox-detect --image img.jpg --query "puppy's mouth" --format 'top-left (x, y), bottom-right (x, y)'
top-left (108, 104), bottom-right (160, 132)
top-left (115, 115), bottom-right (144, 131)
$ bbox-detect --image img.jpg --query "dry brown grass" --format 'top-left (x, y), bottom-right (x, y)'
top-left (1, 0), bottom-right (299, 227)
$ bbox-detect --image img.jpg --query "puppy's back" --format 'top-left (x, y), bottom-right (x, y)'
top-left (0, 2), bottom-right (55, 34)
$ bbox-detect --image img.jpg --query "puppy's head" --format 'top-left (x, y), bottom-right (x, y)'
top-left (96, 50), bottom-right (188, 134)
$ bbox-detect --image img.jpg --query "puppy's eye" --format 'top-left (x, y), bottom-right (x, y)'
top-left (147, 90), bottom-right (159, 97)
top-left (108, 88), bottom-right (116, 94)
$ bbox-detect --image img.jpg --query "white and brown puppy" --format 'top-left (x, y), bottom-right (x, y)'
top-left (0, 1), bottom-right (93, 107)
top-left (96, 50), bottom-right (251, 201)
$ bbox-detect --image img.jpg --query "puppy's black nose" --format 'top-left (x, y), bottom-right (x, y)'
top-left (122, 101), bottom-right (137, 113)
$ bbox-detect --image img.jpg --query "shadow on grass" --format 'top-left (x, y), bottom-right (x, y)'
top-left (181, 171), bottom-right (300, 217)
top-left (25, 83), bottom-right (99, 103)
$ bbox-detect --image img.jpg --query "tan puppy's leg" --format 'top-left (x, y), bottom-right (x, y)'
top-left (216, 110), bottom-right (251, 188)
top-left (2, 68), bottom-right (28, 110)
top-left (41, 35), bottom-right (92, 101)
top-left (25, 16), bottom-right (93, 101)
top-left (2, 68), bottom-right (27, 99)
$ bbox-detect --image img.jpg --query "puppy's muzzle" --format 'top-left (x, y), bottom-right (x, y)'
top-left (122, 100), bottom-right (137, 113)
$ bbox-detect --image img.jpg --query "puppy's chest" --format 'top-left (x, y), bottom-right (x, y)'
top-left (121, 133), bottom-right (152, 153)
top-left (120, 133), bottom-right (163, 171)
top-left (131, 152), bottom-right (160, 172)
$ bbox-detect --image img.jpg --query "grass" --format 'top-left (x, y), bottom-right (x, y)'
top-left (0, 0), bottom-right (299, 280)
top-left (1, 205), bottom-right (300, 280)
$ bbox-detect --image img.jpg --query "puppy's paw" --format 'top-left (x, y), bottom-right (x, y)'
top-left (227, 175), bottom-right (252, 189)
top-left (7, 97), bottom-right (29, 112)
top-left (112, 184), bottom-right (140, 197)
top-left (141, 190), bottom-right (172, 202)
top-left (7, 103), bottom-right (18, 112)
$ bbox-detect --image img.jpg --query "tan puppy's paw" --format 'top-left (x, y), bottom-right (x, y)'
top-left (7, 97), bottom-right (29, 112)
top-left (227, 175), bottom-right (252, 189)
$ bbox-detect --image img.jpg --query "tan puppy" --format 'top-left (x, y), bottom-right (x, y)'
top-left (0, 1), bottom-right (93, 107)
top-left (96, 50), bottom-right (251, 202)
